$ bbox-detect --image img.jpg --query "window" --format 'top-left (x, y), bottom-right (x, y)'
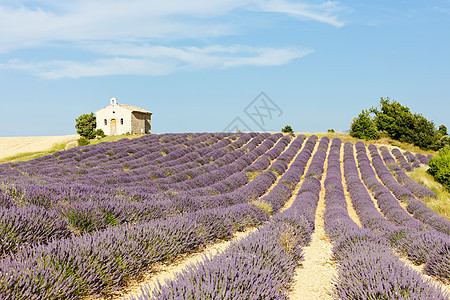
top-left (104, 119), bottom-right (107, 125)
top-left (120, 118), bottom-right (123, 125)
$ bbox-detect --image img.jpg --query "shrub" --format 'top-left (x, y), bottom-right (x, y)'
top-left (428, 146), bottom-right (450, 191)
top-left (327, 129), bottom-right (335, 133)
top-left (281, 125), bottom-right (294, 133)
top-left (95, 129), bottom-right (106, 138)
top-left (349, 109), bottom-right (380, 140)
top-left (78, 137), bottom-right (90, 146)
top-left (75, 112), bottom-right (97, 140)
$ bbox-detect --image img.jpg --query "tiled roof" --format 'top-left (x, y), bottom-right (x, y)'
top-left (117, 103), bottom-right (152, 114)
top-left (95, 102), bottom-right (152, 114)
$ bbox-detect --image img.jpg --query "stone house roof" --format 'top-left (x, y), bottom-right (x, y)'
top-left (116, 103), bottom-right (152, 114)
top-left (95, 98), bottom-right (152, 114)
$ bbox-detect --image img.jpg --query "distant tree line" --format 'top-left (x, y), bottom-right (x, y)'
top-left (350, 97), bottom-right (449, 150)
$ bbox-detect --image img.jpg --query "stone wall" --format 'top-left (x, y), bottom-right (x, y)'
top-left (131, 112), bottom-right (152, 134)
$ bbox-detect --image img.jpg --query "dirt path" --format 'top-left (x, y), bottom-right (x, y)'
top-left (0, 135), bottom-right (78, 160)
top-left (289, 140), bottom-right (335, 300)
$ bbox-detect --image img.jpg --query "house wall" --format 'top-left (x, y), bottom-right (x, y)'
top-left (95, 104), bottom-right (132, 135)
top-left (131, 112), bottom-right (152, 134)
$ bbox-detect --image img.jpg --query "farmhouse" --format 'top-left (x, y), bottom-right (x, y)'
top-left (95, 98), bottom-right (152, 136)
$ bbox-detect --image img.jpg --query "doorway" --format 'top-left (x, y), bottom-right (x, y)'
top-left (110, 119), bottom-right (117, 135)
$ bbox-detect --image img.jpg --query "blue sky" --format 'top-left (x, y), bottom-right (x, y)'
top-left (0, 0), bottom-right (449, 136)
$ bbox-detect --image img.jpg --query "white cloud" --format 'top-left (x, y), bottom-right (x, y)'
top-left (256, 0), bottom-right (345, 28)
top-left (0, 0), bottom-right (344, 51)
top-left (0, 1), bottom-right (243, 52)
top-left (0, 45), bottom-right (312, 78)
top-left (0, 0), bottom-right (340, 77)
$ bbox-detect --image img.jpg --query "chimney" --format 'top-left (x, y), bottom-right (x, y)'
top-left (110, 97), bottom-right (117, 105)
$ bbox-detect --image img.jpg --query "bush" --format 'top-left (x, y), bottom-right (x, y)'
top-left (75, 113), bottom-right (97, 140)
top-left (349, 110), bottom-right (380, 140)
top-left (428, 146), bottom-right (450, 191)
top-left (78, 137), bottom-right (90, 146)
top-left (95, 129), bottom-right (106, 138)
top-left (281, 125), bottom-right (294, 133)
top-left (327, 129), bottom-right (335, 133)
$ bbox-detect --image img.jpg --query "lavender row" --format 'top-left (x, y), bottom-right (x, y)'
top-left (0, 202), bottom-right (269, 299)
top-left (416, 153), bottom-right (430, 165)
top-left (355, 142), bottom-right (430, 230)
top-left (151, 133), bottom-right (279, 192)
top-left (257, 135), bottom-right (316, 212)
top-left (392, 147), bottom-right (414, 171)
top-left (324, 139), bottom-right (447, 299)
top-left (379, 146), bottom-right (437, 199)
top-left (243, 134), bottom-right (293, 172)
top-left (348, 142), bottom-right (450, 284)
top-left (368, 144), bottom-right (450, 234)
top-left (404, 150), bottom-right (422, 168)
top-left (141, 137), bottom-right (328, 299)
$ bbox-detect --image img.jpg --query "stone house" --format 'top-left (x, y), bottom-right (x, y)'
top-left (95, 98), bottom-right (152, 136)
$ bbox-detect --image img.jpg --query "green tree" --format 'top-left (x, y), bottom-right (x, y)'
top-left (349, 109), bottom-right (380, 140)
top-left (75, 112), bottom-right (104, 140)
top-left (428, 146), bottom-right (450, 190)
top-left (439, 125), bottom-right (448, 136)
top-left (371, 97), bottom-right (438, 149)
top-left (282, 125), bottom-right (294, 133)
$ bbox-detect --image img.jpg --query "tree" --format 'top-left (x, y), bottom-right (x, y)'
top-left (281, 125), bottom-right (294, 133)
top-left (439, 125), bottom-right (448, 136)
top-left (75, 112), bottom-right (104, 140)
top-left (349, 109), bottom-right (380, 140)
top-left (370, 97), bottom-right (439, 149)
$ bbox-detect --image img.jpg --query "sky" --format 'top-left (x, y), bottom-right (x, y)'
top-left (0, 0), bottom-right (449, 136)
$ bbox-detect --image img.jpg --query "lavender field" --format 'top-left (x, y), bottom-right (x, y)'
top-left (0, 132), bottom-right (449, 299)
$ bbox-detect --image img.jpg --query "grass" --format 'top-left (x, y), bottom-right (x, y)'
top-left (409, 166), bottom-right (450, 220)
top-left (88, 134), bottom-right (147, 145)
top-left (0, 142), bottom-right (67, 164)
top-left (246, 171), bottom-right (262, 182)
top-left (252, 200), bottom-right (273, 215)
